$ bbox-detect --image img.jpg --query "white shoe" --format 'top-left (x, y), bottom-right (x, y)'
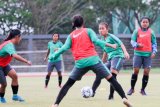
top-left (122, 98), bottom-right (133, 107)
top-left (51, 104), bottom-right (58, 107)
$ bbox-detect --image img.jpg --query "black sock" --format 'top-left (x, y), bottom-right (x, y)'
top-left (109, 73), bottom-right (117, 97)
top-left (141, 75), bottom-right (149, 90)
top-left (58, 76), bottom-right (62, 86)
top-left (92, 77), bottom-right (101, 94)
top-left (55, 78), bottom-right (75, 105)
top-left (45, 75), bottom-right (50, 87)
top-left (131, 74), bottom-right (138, 89)
top-left (11, 85), bottom-right (19, 95)
top-left (108, 77), bottom-right (126, 99)
top-left (0, 93), bottom-right (5, 98)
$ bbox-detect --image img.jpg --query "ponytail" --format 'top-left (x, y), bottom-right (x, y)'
top-left (5, 29), bottom-right (21, 41)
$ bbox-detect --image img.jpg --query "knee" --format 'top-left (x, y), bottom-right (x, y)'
top-left (58, 72), bottom-right (62, 76)
top-left (143, 69), bottom-right (150, 76)
top-left (1, 83), bottom-right (7, 88)
top-left (133, 68), bottom-right (139, 75)
top-left (11, 74), bottom-right (18, 81)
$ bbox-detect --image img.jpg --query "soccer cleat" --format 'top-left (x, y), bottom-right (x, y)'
top-left (122, 98), bottom-right (133, 107)
top-left (12, 95), bottom-right (25, 102)
top-left (108, 95), bottom-right (114, 100)
top-left (52, 104), bottom-right (58, 107)
top-left (91, 92), bottom-right (95, 97)
top-left (45, 85), bottom-right (48, 88)
top-left (140, 90), bottom-right (147, 96)
top-left (127, 89), bottom-right (134, 95)
top-left (0, 97), bottom-right (7, 103)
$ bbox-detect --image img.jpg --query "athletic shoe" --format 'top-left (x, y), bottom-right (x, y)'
top-left (122, 98), bottom-right (133, 107)
top-left (12, 95), bottom-right (25, 102)
top-left (140, 90), bottom-right (147, 96)
top-left (127, 89), bottom-right (134, 95)
top-left (45, 85), bottom-right (48, 88)
top-left (108, 95), bottom-right (114, 100)
top-left (0, 97), bottom-right (6, 103)
top-left (52, 104), bottom-right (58, 107)
top-left (91, 92), bottom-right (95, 97)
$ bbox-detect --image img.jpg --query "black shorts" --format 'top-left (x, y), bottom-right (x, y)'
top-left (69, 61), bottom-right (111, 81)
top-left (0, 65), bottom-right (12, 84)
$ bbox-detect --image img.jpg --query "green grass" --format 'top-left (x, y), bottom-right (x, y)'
top-left (1, 71), bottom-right (160, 107)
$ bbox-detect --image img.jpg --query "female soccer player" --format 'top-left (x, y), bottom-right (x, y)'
top-left (44, 34), bottom-right (63, 88)
top-left (51, 15), bottom-right (132, 107)
top-left (0, 29), bottom-right (31, 103)
top-left (127, 16), bottom-right (157, 96)
top-left (91, 22), bottom-right (130, 100)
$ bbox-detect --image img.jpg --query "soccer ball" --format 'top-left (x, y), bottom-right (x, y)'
top-left (81, 86), bottom-right (93, 98)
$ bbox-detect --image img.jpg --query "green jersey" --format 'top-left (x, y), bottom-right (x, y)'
top-left (0, 42), bottom-right (16, 57)
top-left (102, 33), bottom-right (124, 60)
top-left (0, 41), bottom-right (16, 67)
top-left (51, 28), bottom-right (107, 68)
top-left (48, 41), bottom-right (63, 62)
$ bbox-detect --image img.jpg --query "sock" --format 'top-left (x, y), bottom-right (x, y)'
top-left (141, 75), bottom-right (149, 90)
top-left (55, 78), bottom-right (75, 105)
top-left (108, 77), bottom-right (126, 99)
top-left (11, 85), bottom-right (19, 95)
top-left (58, 76), bottom-right (62, 87)
top-left (0, 93), bottom-right (5, 98)
top-left (109, 73), bottom-right (117, 97)
top-left (45, 75), bottom-right (50, 87)
top-left (131, 74), bottom-right (138, 89)
top-left (92, 77), bottom-right (101, 94)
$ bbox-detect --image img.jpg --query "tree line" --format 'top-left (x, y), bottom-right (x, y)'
top-left (0, 0), bottom-right (160, 35)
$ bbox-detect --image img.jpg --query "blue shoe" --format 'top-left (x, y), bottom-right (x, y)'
top-left (127, 89), bottom-right (134, 95)
top-left (140, 89), bottom-right (147, 96)
top-left (12, 95), bottom-right (25, 102)
top-left (0, 97), bottom-right (7, 103)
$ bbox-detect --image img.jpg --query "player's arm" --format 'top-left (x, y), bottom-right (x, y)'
top-left (5, 43), bottom-right (31, 65)
top-left (130, 29), bottom-right (139, 48)
top-left (44, 49), bottom-right (50, 61)
top-left (102, 52), bottom-right (107, 63)
top-left (151, 30), bottom-right (157, 58)
top-left (111, 34), bottom-right (130, 59)
top-left (12, 54), bottom-right (31, 65)
top-left (87, 28), bottom-right (117, 49)
top-left (52, 35), bottom-right (71, 60)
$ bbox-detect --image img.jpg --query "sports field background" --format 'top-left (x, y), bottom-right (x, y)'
top-left (1, 69), bottom-right (160, 107)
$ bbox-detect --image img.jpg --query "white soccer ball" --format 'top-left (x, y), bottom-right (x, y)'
top-left (81, 86), bottom-right (93, 98)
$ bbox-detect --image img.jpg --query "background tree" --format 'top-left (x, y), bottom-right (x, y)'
top-left (90, 0), bottom-right (160, 33)
top-left (22, 0), bottom-right (91, 34)
top-left (0, 0), bottom-right (32, 35)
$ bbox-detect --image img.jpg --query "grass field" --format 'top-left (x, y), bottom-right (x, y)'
top-left (1, 70), bottom-right (160, 107)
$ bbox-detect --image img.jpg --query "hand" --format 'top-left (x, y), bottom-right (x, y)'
top-left (138, 43), bottom-right (143, 48)
top-left (54, 48), bottom-right (59, 52)
top-left (26, 60), bottom-right (32, 65)
top-left (151, 53), bottom-right (156, 58)
top-left (124, 52), bottom-right (130, 60)
top-left (44, 57), bottom-right (47, 61)
top-left (111, 44), bottom-right (117, 49)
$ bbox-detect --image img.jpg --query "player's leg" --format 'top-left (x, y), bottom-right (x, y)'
top-left (6, 65), bottom-right (24, 102)
top-left (140, 56), bottom-right (151, 95)
top-left (52, 67), bottom-right (89, 107)
top-left (55, 61), bottom-right (63, 87)
top-left (91, 61), bottom-right (132, 107)
top-left (108, 57), bottom-right (124, 100)
top-left (91, 76), bottom-right (101, 97)
top-left (45, 62), bottom-right (54, 88)
top-left (127, 55), bottom-right (142, 95)
top-left (91, 60), bottom-right (111, 97)
top-left (0, 69), bottom-right (7, 103)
